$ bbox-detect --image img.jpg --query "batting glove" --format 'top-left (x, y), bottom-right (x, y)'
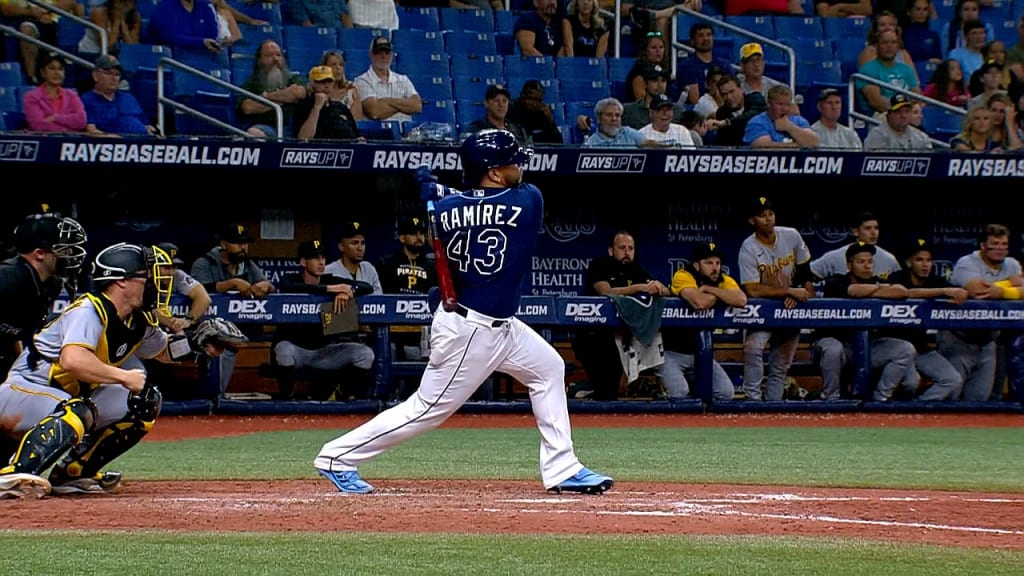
top-left (414, 165), bottom-right (444, 204)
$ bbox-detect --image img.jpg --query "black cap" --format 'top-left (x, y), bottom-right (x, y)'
top-left (339, 221), bottom-right (365, 239)
top-left (521, 79), bottom-right (545, 94)
top-left (298, 239), bottom-right (325, 259)
top-left (397, 215), bottom-right (427, 235)
top-left (94, 54), bottom-right (122, 71)
top-left (156, 242), bottom-right (185, 265)
top-left (748, 196), bottom-right (773, 217)
top-left (889, 93), bottom-right (913, 111)
top-left (904, 237), bottom-right (934, 260)
top-left (817, 88), bottom-right (842, 101)
top-left (485, 83), bottom-right (511, 100)
top-left (37, 51), bottom-right (66, 76)
top-left (978, 59), bottom-right (1004, 75)
top-left (706, 64), bottom-right (726, 79)
top-left (13, 213), bottom-right (61, 254)
top-left (219, 223), bottom-right (253, 244)
top-left (692, 241), bottom-right (722, 261)
top-left (649, 93), bottom-right (674, 110)
top-left (642, 64), bottom-right (669, 81)
top-left (845, 241), bottom-right (877, 261)
top-left (370, 35), bottom-right (393, 52)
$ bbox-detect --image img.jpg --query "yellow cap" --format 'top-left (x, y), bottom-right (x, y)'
top-left (740, 42), bottom-right (764, 61)
top-left (308, 65), bottom-right (334, 82)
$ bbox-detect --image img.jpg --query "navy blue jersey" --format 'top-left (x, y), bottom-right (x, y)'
top-left (435, 182), bottom-right (543, 318)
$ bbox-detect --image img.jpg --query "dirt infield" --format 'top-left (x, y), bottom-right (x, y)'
top-left (5, 413), bottom-right (1023, 549)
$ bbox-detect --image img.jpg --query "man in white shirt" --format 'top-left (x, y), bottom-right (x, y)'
top-left (639, 94), bottom-right (695, 147)
top-left (810, 88), bottom-right (863, 151)
top-left (352, 36), bottom-right (421, 123)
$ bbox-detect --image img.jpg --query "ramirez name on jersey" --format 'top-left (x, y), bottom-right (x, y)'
top-left (440, 203), bottom-right (523, 232)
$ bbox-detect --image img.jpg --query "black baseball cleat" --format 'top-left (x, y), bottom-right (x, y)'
top-left (548, 467), bottom-right (614, 495)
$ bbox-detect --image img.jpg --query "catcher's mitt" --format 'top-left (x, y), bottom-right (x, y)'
top-left (189, 316), bottom-right (248, 353)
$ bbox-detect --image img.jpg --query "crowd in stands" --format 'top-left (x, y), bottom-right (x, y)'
top-left (3, 0), bottom-right (1024, 145)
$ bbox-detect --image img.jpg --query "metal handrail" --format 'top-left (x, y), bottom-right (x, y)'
top-left (156, 57), bottom-right (283, 140)
top-left (847, 73), bottom-right (966, 149)
top-left (24, 0), bottom-right (108, 55)
top-left (0, 23), bottom-right (95, 71)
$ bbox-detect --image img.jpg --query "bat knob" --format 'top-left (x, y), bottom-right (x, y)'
top-left (442, 299), bottom-right (458, 313)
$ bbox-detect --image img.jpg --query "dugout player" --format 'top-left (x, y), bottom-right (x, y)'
top-left (0, 243), bottom-right (175, 499)
top-left (376, 215), bottom-right (437, 365)
top-left (314, 129), bottom-right (614, 495)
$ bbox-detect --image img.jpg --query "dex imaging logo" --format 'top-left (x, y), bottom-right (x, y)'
top-left (0, 140), bottom-right (39, 161)
top-left (396, 299), bottom-right (432, 320)
top-left (576, 153), bottom-right (646, 173)
top-left (881, 304), bottom-right (922, 325)
top-left (228, 299), bottom-right (272, 321)
top-left (860, 157), bottom-right (930, 177)
top-left (280, 148), bottom-right (354, 168)
top-left (724, 304), bottom-right (765, 325)
top-left (564, 302), bottom-right (607, 324)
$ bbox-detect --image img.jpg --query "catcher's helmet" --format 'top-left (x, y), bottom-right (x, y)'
top-left (13, 213), bottom-right (88, 271)
top-left (92, 243), bottom-right (174, 314)
top-left (459, 128), bottom-right (532, 187)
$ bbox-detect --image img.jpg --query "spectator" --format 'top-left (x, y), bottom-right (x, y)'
top-left (676, 23), bottom-right (732, 107)
top-left (743, 84), bottom-right (819, 149)
top-left (660, 241), bottom-right (746, 401)
top-left (738, 196), bottom-right (815, 402)
top-left (78, 0), bottom-right (142, 55)
top-left (887, 238), bottom-right (968, 402)
top-left (320, 50), bottom-right (363, 121)
top-left (986, 92), bottom-right (1023, 151)
top-left (466, 83), bottom-right (531, 145)
top-left (922, 59), bottom-right (969, 107)
top-left (856, 30), bottom-right (922, 116)
top-left (294, 65), bottom-right (364, 142)
top-left (950, 105), bottom-right (1001, 151)
top-left (573, 229), bottom-right (670, 401)
top-left (967, 60), bottom-right (1005, 110)
top-left (813, 242), bottom-right (916, 402)
top-left (325, 220), bottom-right (383, 294)
top-left (624, 31), bottom-right (667, 101)
top-left (621, 0), bottom-right (702, 56)
top-left (909, 100), bottom-right (925, 129)
top-left (210, 0), bottom-right (265, 48)
top-left (145, 0), bottom-right (221, 61)
top-left (939, 0), bottom-right (994, 58)
top-left (1, 0), bottom-right (83, 84)
top-left (737, 42), bottom-right (785, 99)
top-left (153, 241), bottom-right (211, 334)
top-left (901, 0), bottom-right (942, 64)
top-left (581, 97), bottom-right (665, 147)
top-left (81, 54), bottom-right (159, 137)
top-left (949, 19), bottom-right (989, 81)
top-left (285, 0), bottom-right (347, 28)
top-left (863, 94), bottom-right (934, 151)
top-left (814, 0), bottom-right (871, 18)
top-left (678, 109), bottom-right (706, 145)
top-left (810, 88), bottom-right (863, 150)
top-left (506, 79), bottom-right (563, 144)
top-left (273, 240), bottom-right (375, 401)
top-left (968, 40), bottom-right (1020, 97)
top-left (619, 64), bottom-right (682, 129)
top-left (514, 0), bottom-right (567, 57)
top-left (22, 52), bottom-right (87, 133)
top-left (345, 0), bottom-right (398, 30)
top-left (690, 64), bottom-right (725, 119)
top-left (237, 39), bottom-right (308, 139)
top-left (1007, 16), bottom-right (1024, 81)
top-left (857, 10), bottom-right (920, 84)
top-left (942, 223), bottom-right (1023, 401)
top-left (353, 36), bottom-right (422, 123)
top-left (721, 0), bottom-right (803, 15)
top-left (375, 215), bottom-right (436, 365)
top-left (561, 0), bottom-right (607, 58)
top-left (811, 211), bottom-right (901, 281)
top-left (639, 93), bottom-right (695, 147)
top-left (190, 222), bottom-right (276, 399)
top-left (705, 73), bottom-right (767, 147)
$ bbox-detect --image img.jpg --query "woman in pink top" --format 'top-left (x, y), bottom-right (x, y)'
top-left (23, 51), bottom-right (87, 133)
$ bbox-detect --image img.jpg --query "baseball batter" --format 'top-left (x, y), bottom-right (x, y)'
top-left (738, 196), bottom-right (815, 401)
top-left (314, 129), bottom-right (613, 495)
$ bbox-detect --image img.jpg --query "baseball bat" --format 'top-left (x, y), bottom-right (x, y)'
top-left (426, 199), bottom-right (458, 312)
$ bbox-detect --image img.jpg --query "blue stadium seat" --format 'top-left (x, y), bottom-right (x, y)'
top-left (0, 62), bottom-right (23, 87)
top-left (236, 24), bottom-right (284, 51)
top-left (1, 110), bottom-right (26, 130)
top-left (439, 7), bottom-right (493, 33)
top-left (505, 75), bottom-right (560, 105)
top-left (772, 16), bottom-right (824, 40)
top-left (915, 60), bottom-right (939, 84)
top-left (173, 68), bottom-right (231, 101)
top-left (722, 15), bottom-right (774, 41)
top-left (284, 26), bottom-right (339, 72)
top-left (132, 66), bottom-right (173, 124)
top-left (555, 77), bottom-right (605, 102)
top-left (0, 86), bottom-right (18, 113)
top-left (554, 57), bottom-right (608, 82)
top-left (413, 76), bottom-right (455, 104)
top-left (922, 106), bottom-right (965, 141)
top-left (174, 46), bottom-right (230, 74)
top-left (564, 100), bottom-right (597, 141)
top-left (391, 29), bottom-right (446, 54)
top-left (606, 56), bottom-right (634, 82)
top-left (797, 59), bottom-right (842, 90)
top-left (790, 38), bottom-right (834, 64)
top-left (504, 55), bottom-right (555, 79)
top-left (993, 18), bottom-right (1019, 46)
top-left (136, 0), bottom-right (160, 20)
top-left (173, 90), bottom-right (236, 136)
top-left (344, 51), bottom-right (372, 75)
top-left (821, 16), bottom-right (870, 41)
top-left (451, 53), bottom-right (504, 79)
top-left (444, 30), bottom-right (497, 55)
top-left (339, 28), bottom-right (388, 55)
top-left (395, 51), bottom-right (450, 77)
top-left (711, 36), bottom-right (736, 63)
top-left (494, 32), bottom-right (516, 55)
top-left (230, 53), bottom-right (255, 85)
top-left (236, 1), bottom-right (283, 28)
top-left (834, 36), bottom-right (866, 79)
top-left (118, 43), bottom-right (173, 75)
top-left (357, 119), bottom-right (403, 140)
top-left (396, 6), bottom-right (440, 31)
top-left (452, 76), bottom-right (503, 104)
top-left (494, 10), bottom-right (516, 34)
top-left (455, 100), bottom-right (485, 132)
top-left (56, 18), bottom-right (87, 53)
top-left (412, 98), bottom-right (458, 128)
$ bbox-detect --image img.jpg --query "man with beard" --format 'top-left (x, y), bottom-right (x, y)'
top-left (660, 242), bottom-right (746, 401)
top-left (572, 230), bottom-right (670, 401)
top-left (190, 223), bottom-right (276, 399)
top-left (581, 97), bottom-right (664, 148)
top-left (706, 73), bottom-right (766, 147)
top-left (272, 240), bottom-right (375, 401)
top-left (238, 39), bottom-right (308, 139)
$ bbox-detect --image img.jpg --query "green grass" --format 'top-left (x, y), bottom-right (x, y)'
top-left (121, 427), bottom-right (1024, 492)
top-left (5, 425), bottom-right (1024, 574)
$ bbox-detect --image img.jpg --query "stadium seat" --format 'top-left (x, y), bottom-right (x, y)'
top-left (131, 66), bottom-right (174, 124)
top-left (554, 57), bottom-right (608, 82)
top-left (173, 90), bottom-right (236, 136)
top-left (789, 38), bottom-right (834, 64)
top-left (0, 62), bottom-right (23, 87)
top-left (453, 76), bottom-right (504, 104)
top-left (834, 36), bottom-right (866, 79)
top-left (408, 99), bottom-right (458, 132)
top-left (505, 75), bottom-right (560, 105)
top-left (451, 53), bottom-right (504, 79)
top-left (797, 60), bottom-right (842, 91)
top-left (357, 119), bottom-right (403, 140)
top-left (136, 0), bottom-right (160, 20)
top-left (915, 60), bottom-right (939, 85)
top-left (230, 53), bottom-right (255, 85)
top-left (558, 78), bottom-right (608, 102)
top-left (236, 1), bottom-right (283, 28)
top-left (173, 68), bottom-right (231, 102)
top-left (772, 16), bottom-right (824, 41)
top-left (993, 18), bottom-right (1019, 46)
top-left (455, 99), bottom-right (486, 132)
top-left (722, 15), bottom-right (774, 41)
top-left (439, 7), bottom-right (493, 33)
top-left (493, 10), bottom-right (515, 34)
top-left (564, 100), bottom-right (597, 141)
top-left (821, 16), bottom-right (870, 41)
top-left (391, 29), bottom-right (446, 54)
top-left (396, 6), bottom-right (440, 31)
top-left (413, 76), bottom-right (455, 104)
top-left (0, 86), bottom-right (18, 114)
top-left (1, 110), bottom-right (25, 130)
top-left (56, 18), bottom-right (86, 53)
top-left (444, 30), bottom-right (497, 55)
top-left (922, 106), bottom-right (965, 141)
top-left (395, 51), bottom-right (450, 77)
top-left (284, 26), bottom-right (339, 72)
top-left (339, 28), bottom-right (388, 54)
top-left (504, 55), bottom-right (555, 79)
top-left (494, 32), bottom-right (516, 55)
top-left (236, 24), bottom-right (284, 51)
top-left (118, 43), bottom-right (173, 75)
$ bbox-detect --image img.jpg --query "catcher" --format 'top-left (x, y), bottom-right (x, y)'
top-left (0, 242), bottom-right (244, 499)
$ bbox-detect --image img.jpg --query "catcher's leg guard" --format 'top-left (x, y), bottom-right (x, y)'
top-left (0, 398), bottom-right (94, 476)
top-left (50, 385), bottom-right (162, 483)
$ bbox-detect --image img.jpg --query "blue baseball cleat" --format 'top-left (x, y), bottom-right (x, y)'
top-left (549, 467), bottom-right (614, 495)
top-left (318, 468), bottom-right (374, 494)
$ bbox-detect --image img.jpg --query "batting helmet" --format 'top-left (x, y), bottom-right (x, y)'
top-left (459, 128), bottom-right (532, 187)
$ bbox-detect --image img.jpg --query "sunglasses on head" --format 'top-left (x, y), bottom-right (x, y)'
top-left (646, 31), bottom-right (663, 37)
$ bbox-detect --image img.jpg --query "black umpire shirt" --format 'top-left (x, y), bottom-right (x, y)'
top-left (0, 256), bottom-right (60, 374)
